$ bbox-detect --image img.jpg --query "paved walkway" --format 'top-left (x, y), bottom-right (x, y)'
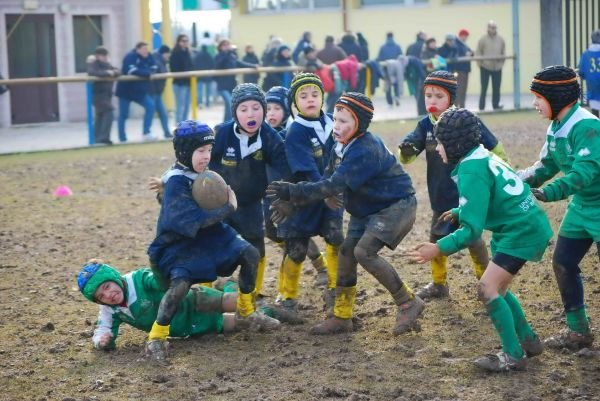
top-left (0, 93), bottom-right (533, 155)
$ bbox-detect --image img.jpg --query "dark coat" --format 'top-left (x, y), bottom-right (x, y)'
top-left (242, 52), bottom-right (260, 83)
top-left (214, 50), bottom-right (255, 92)
top-left (170, 47), bottom-right (193, 86)
top-left (150, 51), bottom-right (168, 95)
top-left (192, 46), bottom-right (215, 82)
top-left (115, 49), bottom-right (157, 102)
top-left (87, 59), bottom-right (120, 111)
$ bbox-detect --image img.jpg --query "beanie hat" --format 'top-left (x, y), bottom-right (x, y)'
top-left (288, 72), bottom-right (324, 115)
top-left (592, 29), bottom-right (600, 44)
top-left (94, 46), bottom-right (108, 56)
top-left (434, 108), bottom-right (481, 164)
top-left (266, 86), bottom-right (291, 124)
top-left (158, 45), bottom-right (171, 54)
top-left (78, 262), bottom-right (123, 302)
top-left (173, 120), bottom-right (215, 169)
top-left (423, 70), bottom-right (458, 107)
top-left (231, 83), bottom-right (267, 125)
top-left (458, 28), bottom-right (470, 37)
top-left (335, 92), bottom-right (374, 140)
top-left (530, 65), bottom-right (580, 120)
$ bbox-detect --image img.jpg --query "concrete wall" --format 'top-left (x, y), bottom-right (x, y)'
top-left (230, 0), bottom-right (541, 99)
top-left (0, 0), bottom-right (140, 127)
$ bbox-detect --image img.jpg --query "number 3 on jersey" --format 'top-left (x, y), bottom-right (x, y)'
top-left (488, 157), bottom-right (524, 196)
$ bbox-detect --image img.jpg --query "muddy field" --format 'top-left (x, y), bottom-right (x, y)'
top-left (1, 111), bottom-right (599, 401)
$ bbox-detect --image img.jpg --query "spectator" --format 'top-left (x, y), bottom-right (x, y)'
top-left (261, 36), bottom-right (283, 67)
top-left (476, 20), bottom-right (506, 110)
top-left (292, 31), bottom-right (312, 64)
top-left (578, 29), bottom-right (600, 117)
top-left (87, 46), bottom-right (120, 145)
top-left (115, 41), bottom-right (157, 142)
top-left (214, 38), bottom-right (257, 123)
top-left (297, 45), bottom-right (323, 72)
top-left (170, 34), bottom-right (193, 123)
top-left (438, 34), bottom-right (459, 63)
top-left (454, 28), bottom-right (474, 108)
top-left (150, 45), bottom-right (172, 139)
top-left (356, 32), bottom-right (370, 61)
top-left (420, 38), bottom-right (438, 60)
top-left (407, 31), bottom-right (427, 58)
top-left (242, 45), bottom-right (260, 84)
top-left (317, 35), bottom-right (347, 65)
top-left (193, 44), bottom-right (215, 108)
top-left (263, 45), bottom-right (293, 91)
top-left (377, 32), bottom-right (402, 61)
top-left (339, 32), bottom-right (363, 61)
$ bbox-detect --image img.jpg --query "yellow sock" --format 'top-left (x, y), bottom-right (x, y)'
top-left (199, 282), bottom-right (213, 288)
top-left (255, 256), bottom-right (267, 295)
top-left (431, 255), bottom-right (448, 285)
top-left (282, 255), bottom-right (303, 299)
top-left (148, 321), bottom-right (170, 341)
top-left (236, 290), bottom-right (255, 317)
top-left (333, 286), bottom-right (356, 319)
top-left (468, 246), bottom-right (488, 279)
top-left (325, 244), bottom-right (339, 289)
top-left (392, 282), bottom-right (415, 305)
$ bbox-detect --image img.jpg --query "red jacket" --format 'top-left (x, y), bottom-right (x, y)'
top-left (335, 55), bottom-right (359, 90)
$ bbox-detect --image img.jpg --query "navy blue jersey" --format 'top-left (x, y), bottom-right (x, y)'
top-left (290, 132), bottom-right (415, 218)
top-left (210, 121), bottom-right (290, 206)
top-left (401, 114), bottom-right (498, 213)
top-left (147, 168), bottom-right (248, 282)
top-left (279, 112), bottom-right (342, 237)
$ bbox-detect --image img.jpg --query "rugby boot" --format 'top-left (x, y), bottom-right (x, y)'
top-left (544, 329), bottom-right (594, 351)
top-left (520, 335), bottom-right (544, 358)
top-left (474, 351), bottom-right (528, 372)
top-left (310, 317), bottom-right (353, 335)
top-left (393, 295), bottom-right (425, 335)
top-left (311, 286), bottom-right (355, 335)
top-left (415, 282), bottom-right (449, 300)
top-left (270, 298), bottom-right (305, 325)
top-left (145, 339), bottom-right (170, 364)
top-left (234, 310), bottom-right (281, 332)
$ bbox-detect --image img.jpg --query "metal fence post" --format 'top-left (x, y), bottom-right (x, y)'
top-left (86, 81), bottom-right (94, 145)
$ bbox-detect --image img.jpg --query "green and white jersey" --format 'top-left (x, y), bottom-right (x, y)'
top-left (93, 269), bottom-right (223, 349)
top-left (437, 145), bottom-right (553, 261)
top-left (518, 103), bottom-right (600, 206)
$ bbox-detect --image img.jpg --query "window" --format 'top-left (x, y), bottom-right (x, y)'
top-left (73, 15), bottom-right (103, 73)
top-left (247, 0), bottom-right (339, 13)
top-left (361, 0), bottom-right (428, 6)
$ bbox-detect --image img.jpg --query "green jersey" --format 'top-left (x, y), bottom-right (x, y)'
top-left (518, 103), bottom-right (600, 206)
top-left (437, 145), bottom-right (553, 261)
top-left (93, 268), bottom-right (223, 349)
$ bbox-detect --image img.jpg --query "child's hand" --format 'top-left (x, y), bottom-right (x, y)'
top-left (98, 333), bottom-right (113, 348)
top-left (324, 196), bottom-right (343, 210)
top-left (399, 142), bottom-right (418, 158)
top-left (409, 243), bottom-right (440, 264)
top-left (148, 177), bottom-right (164, 195)
top-left (438, 209), bottom-right (458, 224)
top-left (227, 186), bottom-right (238, 210)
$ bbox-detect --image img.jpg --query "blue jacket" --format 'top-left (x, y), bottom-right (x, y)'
top-left (454, 39), bottom-right (472, 73)
top-left (116, 49), bottom-right (157, 102)
top-left (147, 166), bottom-right (248, 282)
top-left (214, 50), bottom-right (255, 92)
top-left (210, 121), bottom-right (290, 206)
top-left (579, 44), bottom-right (600, 102)
top-left (438, 43), bottom-right (459, 72)
top-left (377, 38), bottom-right (402, 61)
top-left (290, 132), bottom-right (415, 218)
top-left (400, 114), bottom-right (499, 213)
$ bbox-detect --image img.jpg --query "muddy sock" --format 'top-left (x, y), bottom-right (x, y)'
top-left (487, 296), bottom-right (524, 359)
top-left (431, 255), bottom-right (448, 285)
top-left (566, 307), bottom-right (590, 334)
top-left (503, 291), bottom-right (536, 341)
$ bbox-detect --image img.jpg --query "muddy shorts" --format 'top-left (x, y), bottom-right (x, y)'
top-left (559, 201), bottom-right (600, 242)
top-left (347, 195), bottom-right (417, 249)
top-left (492, 252), bottom-right (527, 275)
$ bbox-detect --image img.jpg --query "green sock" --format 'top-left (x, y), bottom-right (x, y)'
top-left (566, 307), bottom-right (590, 334)
top-left (503, 291), bottom-right (537, 341)
top-left (487, 296), bottom-right (525, 359)
top-left (223, 281), bottom-right (238, 293)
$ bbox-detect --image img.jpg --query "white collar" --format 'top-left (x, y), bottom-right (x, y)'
top-left (234, 123), bottom-right (263, 158)
top-left (295, 114), bottom-right (333, 145)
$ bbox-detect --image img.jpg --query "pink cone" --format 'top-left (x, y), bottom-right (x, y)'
top-left (53, 185), bottom-right (73, 197)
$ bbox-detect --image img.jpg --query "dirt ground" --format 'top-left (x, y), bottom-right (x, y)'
top-left (1, 111), bottom-right (599, 401)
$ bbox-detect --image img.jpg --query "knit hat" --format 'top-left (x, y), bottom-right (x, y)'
top-left (231, 83), bottom-right (267, 125)
top-left (266, 86), bottom-right (291, 124)
top-left (423, 70), bottom-right (458, 107)
top-left (434, 108), bottom-right (481, 164)
top-left (288, 72), bottom-right (324, 115)
top-left (335, 92), bottom-right (374, 139)
top-left (158, 45), bottom-right (171, 54)
top-left (530, 65), bottom-right (580, 120)
top-left (78, 262), bottom-right (123, 302)
top-left (458, 28), bottom-right (470, 37)
top-left (173, 120), bottom-right (215, 169)
top-left (94, 46), bottom-right (108, 56)
top-left (592, 29), bottom-right (600, 44)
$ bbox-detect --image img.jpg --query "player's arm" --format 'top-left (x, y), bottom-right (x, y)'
top-left (517, 141), bottom-right (561, 188)
top-left (539, 122), bottom-right (600, 202)
top-left (92, 306), bottom-right (119, 350)
top-left (398, 121), bottom-right (427, 164)
top-left (437, 173), bottom-right (490, 255)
